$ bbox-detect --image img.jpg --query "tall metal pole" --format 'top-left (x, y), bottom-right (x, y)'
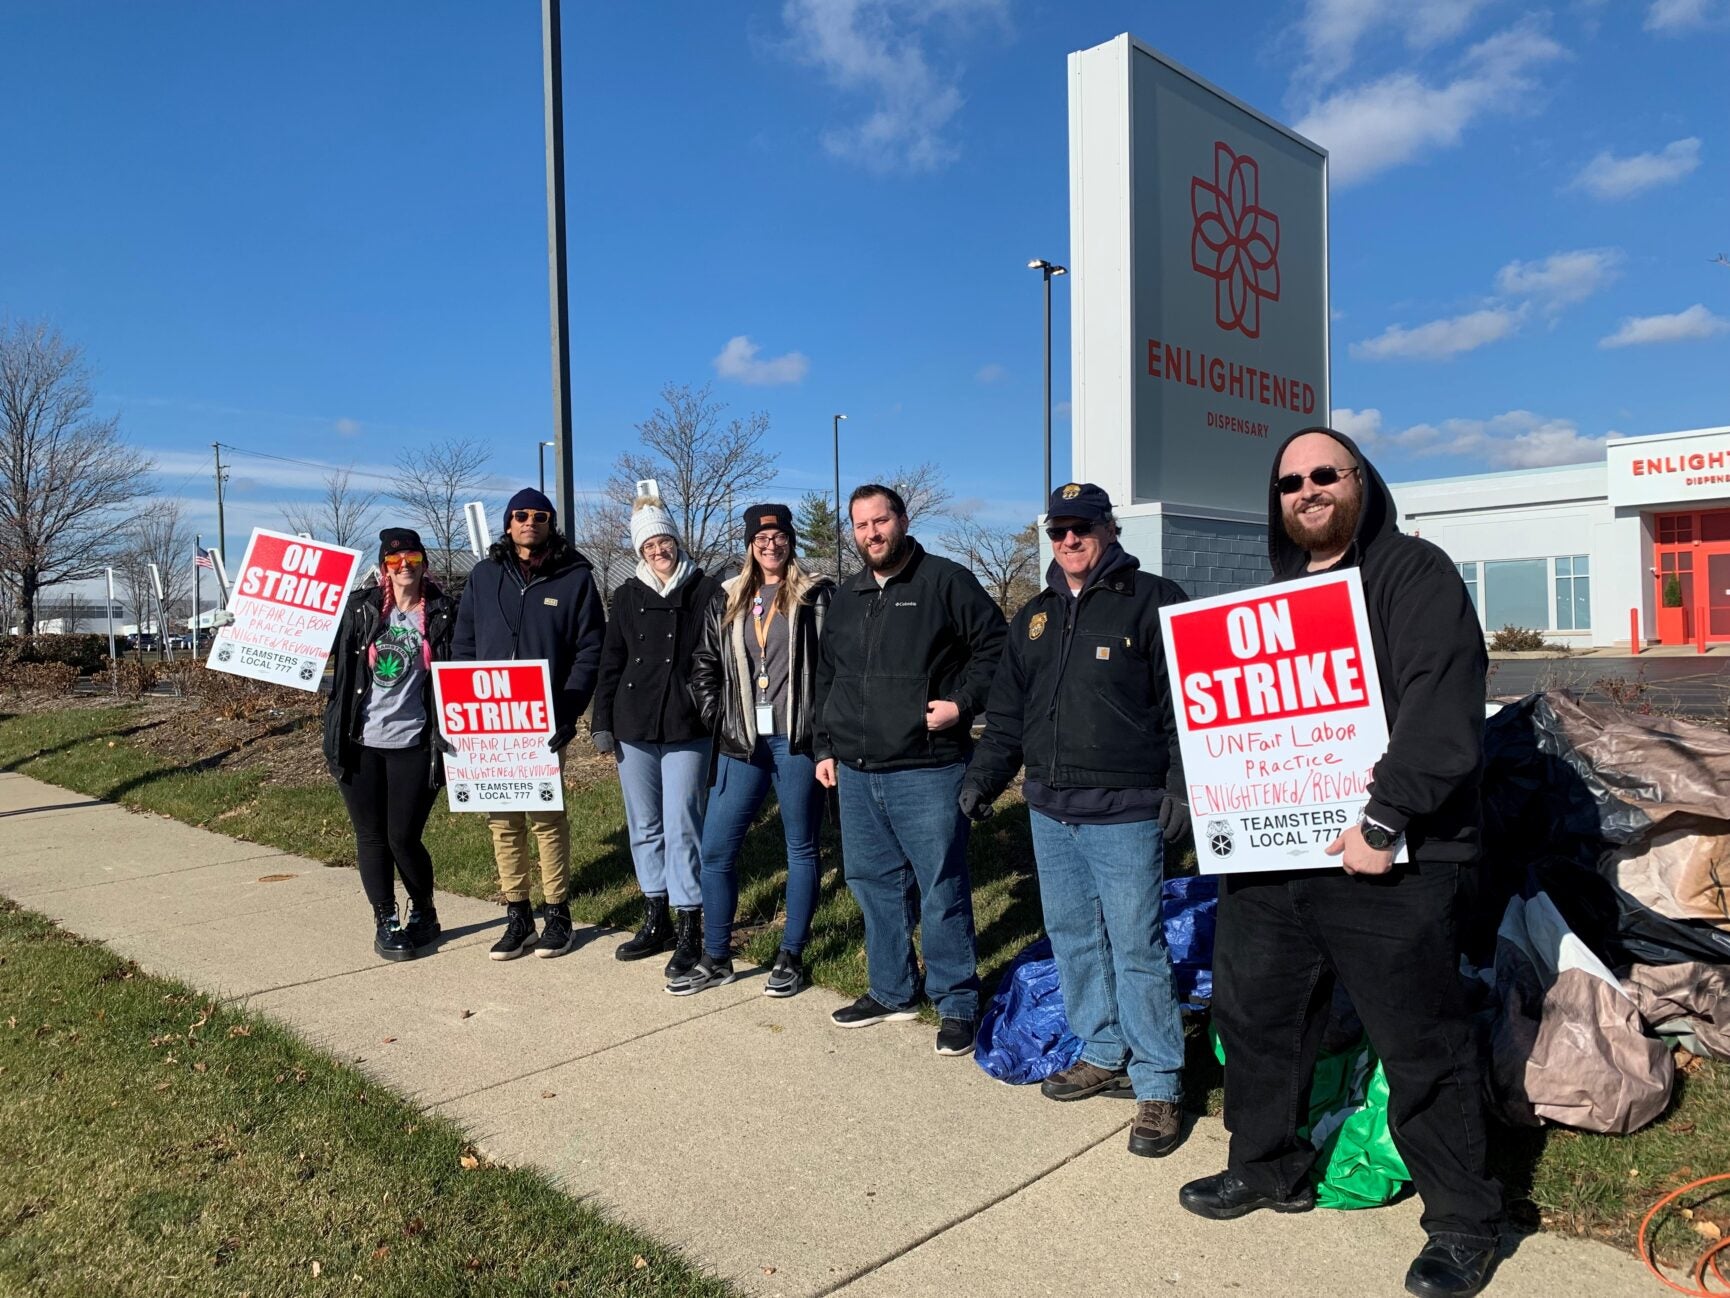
top-left (1042, 273), bottom-right (1053, 506)
top-left (193, 534), bottom-right (202, 657)
top-left (105, 566), bottom-right (117, 691)
top-left (832, 413), bottom-right (847, 581)
top-left (213, 442), bottom-right (228, 576)
top-left (542, 0), bottom-right (575, 527)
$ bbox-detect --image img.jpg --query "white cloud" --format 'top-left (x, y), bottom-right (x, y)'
top-left (1294, 23), bottom-right (1564, 186)
top-left (1646, 0), bottom-right (1726, 32)
top-left (1493, 248), bottom-right (1620, 308)
top-left (1570, 137), bottom-right (1702, 199)
top-left (1350, 307), bottom-right (1525, 361)
top-left (975, 362), bottom-right (1007, 384)
top-left (1599, 304), bottom-right (1730, 348)
top-left (779, 0), bottom-right (1005, 173)
top-left (1298, 0), bottom-right (1494, 82)
top-left (1349, 409), bottom-right (1609, 468)
top-left (711, 335), bottom-right (811, 386)
top-left (333, 417), bottom-right (363, 437)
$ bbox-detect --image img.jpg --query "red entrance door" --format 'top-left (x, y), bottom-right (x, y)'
top-left (1654, 509), bottom-right (1730, 644)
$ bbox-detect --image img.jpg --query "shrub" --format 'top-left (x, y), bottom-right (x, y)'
top-left (114, 660), bottom-right (159, 698)
top-left (1489, 625), bottom-right (1552, 652)
top-left (0, 662), bottom-right (82, 696)
top-left (1662, 575), bottom-right (1684, 608)
top-left (165, 663), bottom-right (310, 721)
top-left (0, 634), bottom-right (108, 674)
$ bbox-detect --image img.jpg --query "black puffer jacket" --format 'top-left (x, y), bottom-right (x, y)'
top-left (322, 582), bottom-right (459, 787)
top-left (813, 539), bottom-right (1007, 772)
top-left (590, 570), bottom-right (723, 744)
top-left (690, 575), bottom-right (834, 761)
top-left (1267, 426), bottom-right (1486, 862)
top-left (452, 534), bottom-right (606, 728)
top-left (965, 544), bottom-right (1186, 800)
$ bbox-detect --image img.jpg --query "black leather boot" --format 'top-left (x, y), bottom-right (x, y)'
top-left (373, 901), bottom-right (415, 962)
top-left (404, 898), bottom-right (441, 950)
top-left (664, 907), bottom-right (702, 978)
top-left (615, 895), bottom-right (672, 962)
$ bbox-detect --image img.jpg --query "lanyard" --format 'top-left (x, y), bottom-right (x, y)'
top-left (751, 593), bottom-right (777, 699)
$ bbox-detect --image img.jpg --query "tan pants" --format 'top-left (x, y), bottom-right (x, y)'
top-left (488, 809), bottom-right (571, 905)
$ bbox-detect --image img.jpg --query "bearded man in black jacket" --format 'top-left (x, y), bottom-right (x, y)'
top-left (1178, 429), bottom-right (1503, 1298)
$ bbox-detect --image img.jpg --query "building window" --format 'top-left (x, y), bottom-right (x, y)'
top-left (1456, 561), bottom-right (1480, 616)
top-left (1555, 555), bottom-right (1590, 631)
top-left (1483, 559), bottom-right (1550, 632)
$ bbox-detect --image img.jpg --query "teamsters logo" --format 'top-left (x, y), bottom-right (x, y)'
top-left (1191, 141), bottom-right (1281, 339)
top-left (1205, 818), bottom-right (1236, 858)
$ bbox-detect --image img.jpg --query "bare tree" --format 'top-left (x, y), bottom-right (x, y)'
top-left (393, 437), bottom-right (492, 581)
top-left (942, 514), bottom-right (1040, 615)
top-left (878, 461), bottom-right (953, 532)
top-left (116, 501), bottom-right (194, 639)
top-left (0, 321), bottom-right (153, 633)
top-left (610, 383), bottom-right (778, 573)
top-left (568, 493), bottom-right (634, 608)
top-left (281, 468), bottom-right (382, 551)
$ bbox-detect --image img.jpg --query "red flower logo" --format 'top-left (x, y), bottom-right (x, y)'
top-left (1191, 141), bottom-right (1281, 339)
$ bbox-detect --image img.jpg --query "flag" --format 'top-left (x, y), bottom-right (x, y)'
top-left (194, 546), bottom-right (214, 571)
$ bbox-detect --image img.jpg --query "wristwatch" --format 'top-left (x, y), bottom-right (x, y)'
top-left (1358, 815), bottom-right (1400, 852)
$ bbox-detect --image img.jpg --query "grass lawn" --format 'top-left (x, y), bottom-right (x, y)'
top-left (2, 698), bottom-right (1726, 1262)
top-left (0, 898), bottom-right (734, 1297)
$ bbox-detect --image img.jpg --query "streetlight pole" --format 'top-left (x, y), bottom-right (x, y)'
top-left (542, 0), bottom-right (575, 526)
top-left (832, 413), bottom-right (847, 581)
top-left (538, 440), bottom-right (555, 494)
top-left (1027, 259), bottom-right (1067, 505)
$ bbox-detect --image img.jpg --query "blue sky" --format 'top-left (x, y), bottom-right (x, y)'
top-left (3, 0), bottom-right (1726, 568)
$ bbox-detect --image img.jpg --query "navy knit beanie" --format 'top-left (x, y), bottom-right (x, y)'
top-left (504, 487), bottom-right (556, 533)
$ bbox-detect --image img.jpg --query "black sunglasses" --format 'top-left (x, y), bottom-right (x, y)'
top-left (1275, 464), bottom-right (1359, 495)
top-left (1045, 521), bottom-right (1097, 541)
top-left (511, 509), bottom-right (551, 524)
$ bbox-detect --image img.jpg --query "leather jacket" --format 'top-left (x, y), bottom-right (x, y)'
top-left (689, 575), bottom-right (833, 761)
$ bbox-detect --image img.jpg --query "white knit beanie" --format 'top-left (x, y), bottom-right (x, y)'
top-left (630, 493), bottom-right (678, 555)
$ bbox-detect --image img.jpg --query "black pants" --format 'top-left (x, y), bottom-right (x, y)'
top-left (337, 745), bottom-right (438, 911)
top-left (1214, 861), bottom-right (1502, 1245)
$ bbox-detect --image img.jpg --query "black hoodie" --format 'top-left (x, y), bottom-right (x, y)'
top-left (1267, 427), bottom-right (1485, 861)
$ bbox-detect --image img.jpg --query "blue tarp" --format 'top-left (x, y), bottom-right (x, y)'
top-left (976, 875), bottom-right (1219, 1085)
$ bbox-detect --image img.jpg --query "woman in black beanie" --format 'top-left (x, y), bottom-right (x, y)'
top-left (322, 528), bottom-right (459, 960)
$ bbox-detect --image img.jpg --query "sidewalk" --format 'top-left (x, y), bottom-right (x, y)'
top-left (0, 769), bottom-right (1656, 1298)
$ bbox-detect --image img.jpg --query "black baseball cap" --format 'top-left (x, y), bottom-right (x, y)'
top-left (1046, 482), bottom-right (1113, 523)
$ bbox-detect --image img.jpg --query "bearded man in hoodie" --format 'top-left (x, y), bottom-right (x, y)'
top-left (962, 482), bottom-right (1193, 1160)
top-left (1178, 428), bottom-right (1502, 1298)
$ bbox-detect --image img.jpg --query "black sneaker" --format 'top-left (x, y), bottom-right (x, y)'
top-left (831, 994), bottom-right (919, 1029)
top-left (1178, 1170), bottom-right (1315, 1221)
top-left (663, 906), bottom-right (703, 978)
top-left (536, 901), bottom-right (574, 958)
top-left (489, 900), bottom-right (539, 961)
top-left (373, 902), bottom-right (415, 962)
top-left (665, 953), bottom-right (736, 997)
top-left (763, 949), bottom-right (804, 999)
top-left (935, 1017), bottom-right (977, 1057)
top-left (403, 900), bottom-right (441, 950)
top-left (1404, 1238), bottom-right (1497, 1298)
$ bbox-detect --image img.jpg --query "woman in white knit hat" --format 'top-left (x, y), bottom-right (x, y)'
top-left (591, 487), bottom-right (724, 978)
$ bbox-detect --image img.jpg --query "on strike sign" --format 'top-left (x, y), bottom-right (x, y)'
top-left (1159, 570), bottom-right (1396, 874)
top-left (207, 528), bottom-right (362, 691)
top-left (431, 660), bottom-right (565, 814)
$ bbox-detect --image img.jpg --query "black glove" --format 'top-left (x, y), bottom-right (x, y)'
top-left (958, 786), bottom-right (994, 822)
top-left (548, 723), bottom-right (578, 753)
top-left (589, 729), bottom-right (615, 756)
top-left (1158, 791), bottom-right (1190, 844)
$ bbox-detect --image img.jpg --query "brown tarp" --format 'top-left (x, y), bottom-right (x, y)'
top-left (1623, 961), bottom-right (1730, 1062)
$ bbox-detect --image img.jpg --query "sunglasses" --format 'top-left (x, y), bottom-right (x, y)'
top-left (382, 552), bottom-right (425, 571)
top-left (511, 509), bottom-right (551, 524)
top-left (1045, 521), bottom-right (1097, 541)
top-left (1275, 465), bottom-right (1359, 495)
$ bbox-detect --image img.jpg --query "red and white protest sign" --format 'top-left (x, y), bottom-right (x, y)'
top-left (431, 660), bottom-right (564, 814)
top-left (206, 528), bottom-right (363, 691)
top-left (1159, 570), bottom-right (1397, 874)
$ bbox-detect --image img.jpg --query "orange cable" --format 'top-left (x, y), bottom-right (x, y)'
top-left (1638, 1174), bottom-right (1730, 1296)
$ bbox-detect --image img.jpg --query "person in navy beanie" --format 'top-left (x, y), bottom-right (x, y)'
top-left (453, 487), bottom-right (607, 960)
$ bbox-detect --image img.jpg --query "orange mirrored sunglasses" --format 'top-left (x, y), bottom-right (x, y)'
top-left (382, 552), bottom-right (425, 571)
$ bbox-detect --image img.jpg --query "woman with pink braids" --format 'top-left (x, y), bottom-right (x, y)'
top-left (322, 528), bottom-right (459, 960)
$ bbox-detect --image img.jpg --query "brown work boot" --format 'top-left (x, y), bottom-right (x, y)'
top-left (1127, 1099), bottom-right (1183, 1158)
top-left (1041, 1060), bottom-right (1132, 1102)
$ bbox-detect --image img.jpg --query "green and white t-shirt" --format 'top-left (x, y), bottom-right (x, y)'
top-left (359, 608), bottom-right (427, 749)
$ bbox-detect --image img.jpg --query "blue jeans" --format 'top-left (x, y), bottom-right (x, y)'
top-left (616, 739), bottom-right (711, 909)
top-left (698, 736), bottom-right (825, 959)
top-left (838, 762), bottom-right (979, 1021)
top-left (1029, 811), bottom-right (1184, 1102)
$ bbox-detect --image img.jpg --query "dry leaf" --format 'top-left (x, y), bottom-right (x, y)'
top-left (372, 1245), bottom-right (390, 1260)
top-left (459, 1009), bottom-right (474, 1020)
top-left (459, 1154), bottom-right (480, 1170)
top-left (311, 1260), bottom-right (322, 1277)
top-left (762, 1266), bottom-right (777, 1276)
top-left (256, 873), bottom-right (298, 883)
top-left (540, 1091), bottom-right (556, 1099)
top-left (193, 1061), bottom-right (208, 1073)
top-left (153, 1081), bottom-right (171, 1093)
top-left (228, 1025), bottom-right (251, 1038)
top-left (633, 1256), bottom-right (648, 1270)
top-left (381, 1037), bottom-right (396, 1045)
top-left (1697, 1220), bottom-right (1724, 1241)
